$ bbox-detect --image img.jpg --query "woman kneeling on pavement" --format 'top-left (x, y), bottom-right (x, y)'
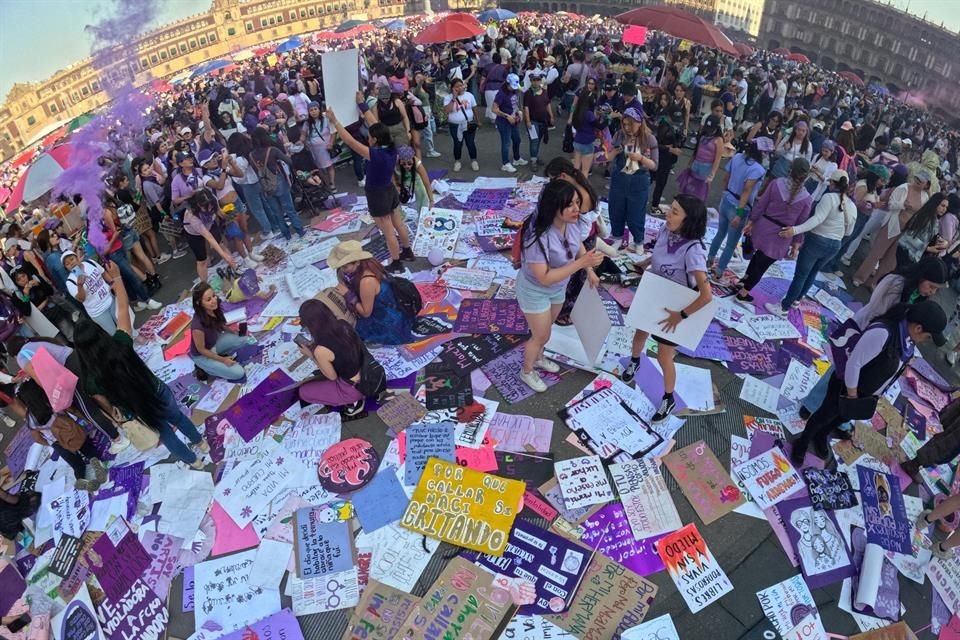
top-left (190, 282), bottom-right (256, 382)
top-left (791, 300), bottom-right (947, 466)
top-left (297, 299), bottom-right (381, 418)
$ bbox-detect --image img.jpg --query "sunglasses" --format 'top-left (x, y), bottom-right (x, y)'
top-left (562, 236), bottom-right (573, 261)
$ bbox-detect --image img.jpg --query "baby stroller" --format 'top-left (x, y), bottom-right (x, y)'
top-left (291, 147), bottom-right (339, 213)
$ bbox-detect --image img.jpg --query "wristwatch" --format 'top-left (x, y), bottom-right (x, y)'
top-left (679, 310), bottom-right (689, 320)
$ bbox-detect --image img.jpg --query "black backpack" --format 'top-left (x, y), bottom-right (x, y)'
top-left (387, 274), bottom-right (423, 317)
top-left (355, 342), bottom-right (387, 398)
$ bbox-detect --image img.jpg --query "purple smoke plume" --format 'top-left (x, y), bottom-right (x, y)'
top-left (51, 0), bottom-right (160, 251)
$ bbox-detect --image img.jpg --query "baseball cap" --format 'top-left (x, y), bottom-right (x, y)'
top-left (179, 126), bottom-right (193, 136)
top-left (176, 151), bottom-right (192, 164)
top-left (197, 148), bottom-right (217, 164)
top-left (820, 139), bottom-right (835, 153)
top-left (530, 72), bottom-right (544, 80)
top-left (839, 120), bottom-right (854, 131)
top-left (506, 73), bottom-right (520, 90)
top-left (906, 299), bottom-right (947, 346)
top-left (829, 168), bottom-right (848, 182)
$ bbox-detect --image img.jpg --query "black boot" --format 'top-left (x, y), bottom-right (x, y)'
top-left (399, 247), bottom-right (415, 262)
top-left (386, 259), bottom-right (404, 273)
top-left (789, 439), bottom-right (807, 467)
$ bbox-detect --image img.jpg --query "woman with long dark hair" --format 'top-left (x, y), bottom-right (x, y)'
top-left (606, 107), bottom-right (658, 252)
top-left (831, 163), bottom-right (890, 272)
top-left (897, 193), bottom-right (950, 268)
top-left (249, 127), bottom-right (306, 239)
top-left (296, 299), bottom-right (369, 417)
top-left (570, 91), bottom-right (598, 176)
top-left (677, 114), bottom-right (723, 202)
top-left (72, 272), bottom-right (207, 469)
top-left (190, 282), bottom-right (256, 381)
top-left (516, 181), bottom-right (603, 392)
top-left (226, 132), bottom-right (280, 239)
top-left (182, 190), bottom-right (238, 283)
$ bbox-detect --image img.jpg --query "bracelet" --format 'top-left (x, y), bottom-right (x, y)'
top-left (679, 310), bottom-right (689, 320)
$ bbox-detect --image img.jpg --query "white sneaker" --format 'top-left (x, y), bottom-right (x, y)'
top-left (427, 150), bottom-right (442, 158)
top-left (471, 160), bottom-right (479, 171)
top-left (519, 368), bottom-right (547, 393)
top-left (109, 434), bottom-right (130, 454)
top-left (146, 299), bottom-right (163, 310)
top-left (249, 251), bottom-right (264, 262)
top-left (358, 178), bottom-right (366, 188)
top-left (764, 302), bottom-right (788, 317)
top-left (133, 301), bottom-right (148, 312)
top-left (513, 157), bottom-right (529, 166)
top-left (534, 357), bottom-right (560, 374)
top-left (453, 161), bottom-right (462, 172)
top-left (501, 163), bottom-right (517, 173)
top-left (244, 257), bottom-right (259, 270)
top-left (155, 252), bottom-right (172, 264)
top-left (840, 256), bottom-right (852, 267)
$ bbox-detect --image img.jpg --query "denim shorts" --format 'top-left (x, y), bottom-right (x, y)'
top-left (517, 272), bottom-right (566, 314)
top-left (573, 141), bottom-right (595, 155)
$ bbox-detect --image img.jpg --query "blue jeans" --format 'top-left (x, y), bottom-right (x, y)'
top-left (782, 233), bottom-right (841, 310)
top-left (235, 181), bottom-right (277, 235)
top-left (496, 118), bottom-right (521, 165)
top-left (528, 122), bottom-right (547, 161)
top-left (708, 195), bottom-right (745, 273)
top-left (190, 333), bottom-right (255, 381)
top-left (106, 249), bottom-right (148, 302)
top-left (448, 123), bottom-right (478, 161)
top-left (826, 212), bottom-right (869, 272)
top-left (608, 168), bottom-right (651, 242)
top-left (154, 383), bottom-right (204, 464)
top-left (263, 178), bottom-right (305, 239)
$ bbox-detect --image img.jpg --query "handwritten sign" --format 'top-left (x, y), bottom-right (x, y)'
top-left (777, 495), bottom-right (855, 588)
top-left (377, 393), bottom-right (426, 432)
top-left (802, 468), bottom-right (858, 511)
top-left (52, 584), bottom-right (103, 640)
top-left (340, 580), bottom-right (420, 640)
top-left (544, 554), bottom-right (658, 638)
top-left (756, 574), bottom-right (819, 635)
top-left (437, 333), bottom-right (526, 374)
top-left (780, 360), bottom-right (819, 402)
top-left (488, 413), bottom-right (552, 453)
top-left (95, 579), bottom-right (168, 640)
top-left (412, 207), bottom-right (463, 258)
top-left (215, 438), bottom-right (308, 527)
top-left (453, 298), bottom-right (529, 335)
top-left (50, 534), bottom-right (82, 577)
top-left (355, 523), bottom-right (439, 592)
top-left (555, 455), bottom-right (614, 510)
top-left (482, 347), bottom-right (562, 404)
top-left (318, 438), bottom-right (381, 493)
top-left (858, 466), bottom-right (912, 554)
top-left (395, 557), bottom-right (513, 639)
top-left (437, 266), bottom-right (495, 291)
top-left (733, 448), bottom-right (804, 510)
top-left (140, 532), bottom-right (183, 600)
top-left (657, 523), bottom-right (733, 612)
top-left (747, 314), bottom-right (802, 341)
top-left (560, 387), bottom-right (663, 459)
top-left (404, 423), bottom-right (456, 485)
top-left (194, 549), bottom-right (280, 629)
top-left (294, 509), bottom-right (354, 578)
top-left (401, 458), bottom-right (524, 555)
top-left (725, 335), bottom-right (784, 376)
top-left (87, 526), bottom-right (152, 601)
top-left (662, 441), bottom-right (744, 524)
top-left (611, 459), bottom-right (683, 539)
top-left (422, 365), bottom-right (473, 410)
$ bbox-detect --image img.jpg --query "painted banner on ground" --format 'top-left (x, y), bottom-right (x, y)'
top-left (656, 523), bottom-right (733, 613)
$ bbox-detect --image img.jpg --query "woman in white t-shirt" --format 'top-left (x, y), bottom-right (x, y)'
top-left (62, 251), bottom-right (121, 335)
top-left (226, 132), bottom-right (282, 239)
top-left (443, 78), bottom-right (480, 172)
top-left (806, 140), bottom-right (839, 202)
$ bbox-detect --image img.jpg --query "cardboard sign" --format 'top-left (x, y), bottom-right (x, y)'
top-left (554, 455), bottom-right (614, 510)
top-left (494, 451), bottom-right (554, 487)
top-left (194, 549), bottom-right (280, 629)
top-left (376, 393), bottom-right (426, 432)
top-left (95, 579), bottom-right (168, 640)
top-left (776, 496), bottom-right (855, 589)
top-left (662, 441), bottom-right (744, 524)
top-left (0, 563), bottom-right (26, 616)
top-left (52, 584), bottom-right (104, 640)
top-left (436, 333), bottom-right (527, 374)
top-left (857, 466), bottom-right (912, 555)
top-left (412, 207), bottom-right (463, 259)
top-left (482, 347), bottom-right (562, 404)
top-left (559, 388), bottom-right (663, 459)
top-left (50, 534), bottom-right (82, 578)
top-left (87, 527), bottom-right (152, 602)
top-left (140, 532), bottom-right (183, 600)
top-left (733, 449), bottom-right (804, 511)
top-left (471, 518), bottom-right (589, 615)
top-left (802, 468), bottom-right (858, 511)
top-left (318, 438), bottom-right (381, 493)
top-left (395, 557), bottom-right (513, 638)
top-left (544, 554), bottom-right (658, 638)
top-left (656, 523), bottom-right (733, 613)
top-left (452, 298), bottom-right (529, 335)
top-left (571, 283), bottom-right (614, 365)
top-left (351, 469), bottom-right (409, 534)
top-left (294, 509), bottom-right (355, 578)
top-left (340, 580), bottom-right (420, 640)
top-left (221, 610), bottom-right (305, 640)
top-left (611, 459), bottom-right (683, 539)
top-left (625, 272), bottom-right (717, 350)
top-left (423, 364), bottom-right (473, 410)
top-left (580, 503), bottom-right (667, 577)
top-left (404, 422), bottom-right (456, 485)
top-left (756, 575), bottom-right (819, 635)
top-left (437, 266), bottom-right (495, 291)
top-left (725, 335), bottom-right (784, 376)
top-left (401, 458), bottom-right (524, 555)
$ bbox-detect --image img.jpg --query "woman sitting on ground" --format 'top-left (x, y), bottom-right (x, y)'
top-left (190, 282), bottom-right (256, 382)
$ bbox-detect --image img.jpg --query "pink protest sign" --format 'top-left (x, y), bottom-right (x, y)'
top-left (624, 25), bottom-right (648, 46)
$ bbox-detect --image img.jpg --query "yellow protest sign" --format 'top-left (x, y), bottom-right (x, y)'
top-left (678, 39), bottom-right (693, 52)
top-left (266, 53), bottom-right (278, 67)
top-left (400, 457), bottom-right (524, 555)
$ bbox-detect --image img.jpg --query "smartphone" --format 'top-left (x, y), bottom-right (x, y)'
top-left (7, 614), bottom-right (31, 633)
top-left (238, 322), bottom-right (248, 337)
top-left (293, 333), bottom-right (311, 349)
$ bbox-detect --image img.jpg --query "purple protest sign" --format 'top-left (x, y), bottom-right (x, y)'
top-left (849, 527), bottom-right (900, 621)
top-left (168, 374), bottom-right (212, 416)
top-left (0, 563), bottom-right (26, 617)
top-left (465, 188), bottom-right (512, 210)
top-left (725, 334), bottom-right (786, 376)
top-left (88, 529), bottom-right (152, 601)
top-left (453, 299), bottom-right (529, 335)
top-left (678, 322), bottom-right (731, 361)
top-left (3, 427), bottom-right (34, 480)
top-left (471, 518), bottom-right (589, 615)
top-left (857, 466), bottom-right (913, 555)
top-left (482, 347), bottom-right (561, 404)
top-left (204, 369), bottom-right (298, 461)
top-left (220, 609), bottom-right (305, 640)
top-left (775, 495), bottom-right (854, 589)
top-left (580, 503), bottom-right (667, 577)
top-left (102, 462), bottom-right (144, 520)
top-left (95, 578), bottom-right (169, 640)
top-left (182, 566), bottom-right (195, 613)
top-left (141, 532), bottom-right (184, 600)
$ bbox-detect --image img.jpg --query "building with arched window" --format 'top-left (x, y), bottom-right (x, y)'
top-left (759, 0), bottom-right (960, 122)
top-left (0, 0), bottom-right (440, 160)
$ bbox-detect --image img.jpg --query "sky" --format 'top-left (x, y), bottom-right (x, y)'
top-left (2, 0), bottom-right (960, 102)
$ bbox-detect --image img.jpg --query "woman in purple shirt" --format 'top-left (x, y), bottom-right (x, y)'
top-left (190, 283), bottom-right (256, 381)
top-left (678, 114), bottom-right (723, 202)
top-left (571, 92), bottom-right (599, 177)
top-left (790, 300), bottom-right (945, 466)
top-left (517, 181), bottom-right (603, 393)
top-left (622, 195), bottom-right (713, 421)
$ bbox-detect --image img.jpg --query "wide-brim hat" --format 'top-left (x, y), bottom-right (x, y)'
top-left (327, 240), bottom-right (373, 269)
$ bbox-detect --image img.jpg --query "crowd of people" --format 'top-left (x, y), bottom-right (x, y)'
top-left (1, 7), bottom-right (960, 598)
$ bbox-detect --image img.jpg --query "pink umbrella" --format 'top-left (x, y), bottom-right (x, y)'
top-left (786, 53), bottom-right (810, 63)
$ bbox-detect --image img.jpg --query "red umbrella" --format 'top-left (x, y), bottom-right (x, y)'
top-left (615, 6), bottom-right (738, 57)
top-left (773, 47), bottom-right (791, 55)
top-left (786, 52), bottom-right (810, 63)
top-left (444, 13), bottom-right (482, 28)
top-left (838, 70), bottom-right (864, 86)
top-left (734, 42), bottom-right (754, 57)
top-left (41, 125), bottom-right (69, 148)
top-left (413, 18), bottom-right (484, 45)
top-left (253, 47), bottom-right (274, 56)
top-left (11, 149), bottom-right (36, 169)
top-left (147, 78), bottom-right (174, 93)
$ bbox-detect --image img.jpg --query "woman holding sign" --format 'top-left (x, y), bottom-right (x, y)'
top-left (517, 181), bottom-right (603, 393)
top-left (621, 195), bottom-right (713, 421)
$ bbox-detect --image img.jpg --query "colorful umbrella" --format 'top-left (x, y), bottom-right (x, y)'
top-left (773, 47), bottom-right (791, 55)
top-left (41, 125), bottom-right (70, 148)
top-left (444, 13), bottom-right (481, 27)
top-left (385, 19), bottom-right (406, 32)
top-left (146, 78), bottom-right (174, 93)
top-left (275, 36), bottom-right (302, 54)
top-left (66, 113), bottom-right (94, 132)
top-left (616, 6), bottom-right (738, 56)
top-left (734, 42), bottom-right (754, 57)
top-left (786, 52), bottom-right (810, 63)
top-left (413, 19), bottom-right (484, 45)
top-left (233, 49), bottom-right (254, 61)
top-left (478, 8), bottom-right (517, 22)
top-left (190, 58), bottom-right (233, 78)
top-left (336, 19), bottom-right (364, 32)
top-left (839, 71), bottom-right (864, 86)
top-left (0, 188), bottom-right (11, 206)
top-left (7, 143), bottom-right (99, 210)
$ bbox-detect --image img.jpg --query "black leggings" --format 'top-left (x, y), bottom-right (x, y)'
top-left (794, 375), bottom-right (845, 455)
top-left (55, 439), bottom-right (100, 479)
top-left (741, 249), bottom-right (778, 291)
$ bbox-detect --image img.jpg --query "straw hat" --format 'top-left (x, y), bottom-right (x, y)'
top-left (327, 240), bottom-right (373, 269)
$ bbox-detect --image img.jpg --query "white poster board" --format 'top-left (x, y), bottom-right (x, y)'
top-left (321, 48), bottom-right (360, 125)
top-left (624, 272), bottom-right (716, 350)
top-left (571, 284), bottom-right (612, 365)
